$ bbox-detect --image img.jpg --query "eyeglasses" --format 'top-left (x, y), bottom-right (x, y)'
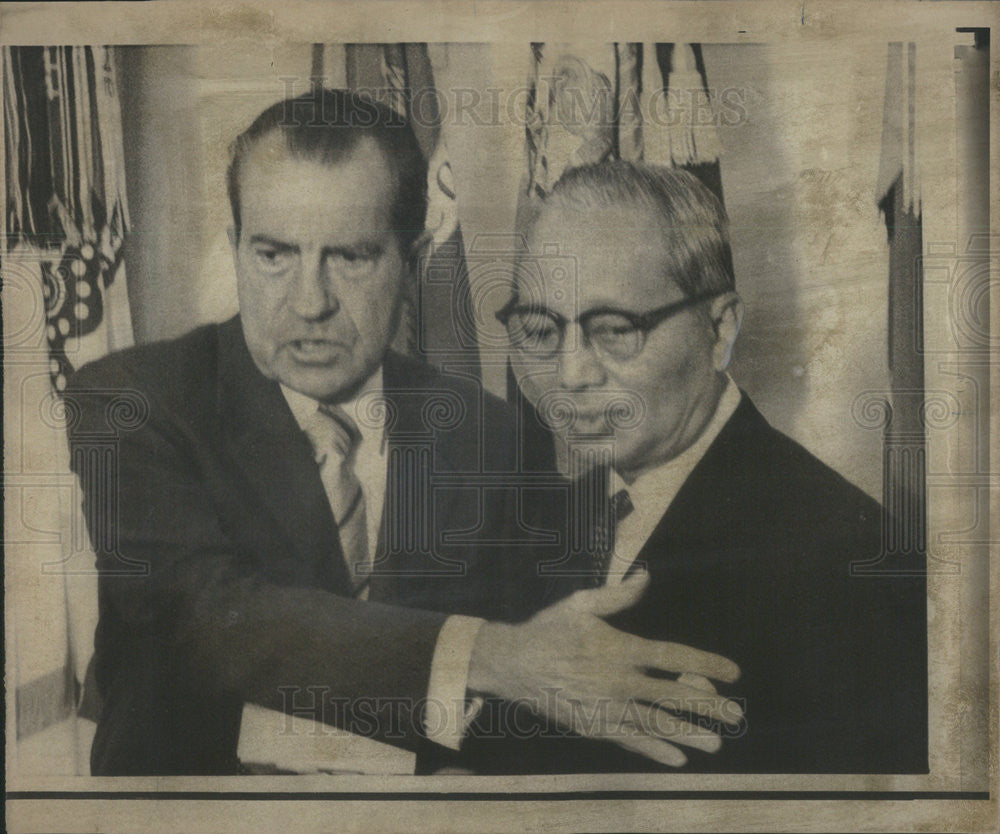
top-left (495, 290), bottom-right (720, 362)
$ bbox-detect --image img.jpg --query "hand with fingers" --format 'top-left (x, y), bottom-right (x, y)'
top-left (466, 570), bottom-right (742, 768)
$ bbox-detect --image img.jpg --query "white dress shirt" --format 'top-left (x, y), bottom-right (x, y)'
top-left (604, 376), bottom-right (742, 585)
top-left (237, 366), bottom-right (481, 773)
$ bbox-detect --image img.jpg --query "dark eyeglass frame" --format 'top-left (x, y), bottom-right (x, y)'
top-left (495, 289), bottom-right (723, 360)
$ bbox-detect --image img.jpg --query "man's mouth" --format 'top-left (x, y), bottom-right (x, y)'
top-left (287, 339), bottom-right (344, 364)
top-left (540, 403), bottom-right (611, 432)
top-left (572, 411), bottom-right (611, 431)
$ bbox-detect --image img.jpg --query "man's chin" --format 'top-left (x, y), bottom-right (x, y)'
top-left (276, 364), bottom-right (366, 403)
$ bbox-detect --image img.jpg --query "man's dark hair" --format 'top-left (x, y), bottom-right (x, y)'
top-left (227, 88), bottom-right (428, 256)
top-left (547, 161), bottom-right (735, 297)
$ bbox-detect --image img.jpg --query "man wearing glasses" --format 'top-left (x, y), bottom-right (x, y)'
top-left (479, 161), bottom-right (928, 773)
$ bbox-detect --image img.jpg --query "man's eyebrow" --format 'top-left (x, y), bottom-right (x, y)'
top-left (509, 298), bottom-right (635, 314)
top-left (509, 301), bottom-right (567, 323)
top-left (508, 301), bottom-right (649, 320)
top-left (579, 304), bottom-right (643, 316)
top-left (247, 235), bottom-right (297, 251)
top-left (323, 240), bottom-right (384, 258)
top-left (508, 299), bottom-right (553, 313)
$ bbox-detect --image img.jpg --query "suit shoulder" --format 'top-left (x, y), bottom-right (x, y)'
top-left (728, 398), bottom-right (881, 526)
top-left (66, 322), bottom-right (223, 421)
top-left (769, 426), bottom-right (878, 515)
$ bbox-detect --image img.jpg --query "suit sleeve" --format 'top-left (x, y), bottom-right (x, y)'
top-left (65, 363), bottom-right (449, 756)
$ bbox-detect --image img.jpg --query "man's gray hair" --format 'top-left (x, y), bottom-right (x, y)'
top-left (546, 161), bottom-right (735, 297)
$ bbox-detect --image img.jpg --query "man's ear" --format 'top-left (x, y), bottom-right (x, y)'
top-left (709, 291), bottom-right (744, 372)
top-left (406, 228), bottom-right (435, 270)
top-left (227, 227), bottom-right (241, 276)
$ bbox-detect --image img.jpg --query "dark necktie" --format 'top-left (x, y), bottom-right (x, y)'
top-left (588, 487), bottom-right (634, 588)
top-left (304, 403), bottom-right (370, 596)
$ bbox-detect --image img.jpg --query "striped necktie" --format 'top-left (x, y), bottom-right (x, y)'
top-left (588, 488), bottom-right (634, 588)
top-left (305, 403), bottom-right (369, 596)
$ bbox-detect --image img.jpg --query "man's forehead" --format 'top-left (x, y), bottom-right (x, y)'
top-left (238, 131), bottom-right (390, 187)
top-left (519, 203), bottom-right (678, 303)
top-left (234, 132), bottom-right (397, 240)
top-left (528, 200), bottom-right (662, 241)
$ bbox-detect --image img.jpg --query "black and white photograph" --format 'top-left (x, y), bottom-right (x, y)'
top-left (3, 2), bottom-right (996, 832)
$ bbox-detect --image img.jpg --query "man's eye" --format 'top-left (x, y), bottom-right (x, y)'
top-left (333, 250), bottom-right (377, 271)
top-left (253, 248), bottom-right (294, 273)
top-left (591, 323), bottom-right (636, 339)
top-left (528, 323), bottom-right (557, 341)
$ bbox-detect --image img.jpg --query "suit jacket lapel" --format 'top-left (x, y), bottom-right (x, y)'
top-left (216, 317), bottom-right (348, 592)
top-left (630, 392), bottom-right (760, 579)
top-left (607, 393), bottom-right (774, 661)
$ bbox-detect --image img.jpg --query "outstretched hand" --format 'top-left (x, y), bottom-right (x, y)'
top-left (467, 571), bottom-right (742, 767)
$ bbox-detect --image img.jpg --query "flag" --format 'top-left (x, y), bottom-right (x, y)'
top-left (4, 45), bottom-right (133, 774)
top-left (867, 41), bottom-right (926, 574)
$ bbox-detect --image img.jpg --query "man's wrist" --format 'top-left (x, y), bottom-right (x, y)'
top-left (466, 620), bottom-right (521, 699)
top-left (423, 615), bottom-right (486, 750)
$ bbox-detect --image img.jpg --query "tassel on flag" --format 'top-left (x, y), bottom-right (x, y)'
top-left (5, 46), bottom-right (133, 392)
top-left (665, 43), bottom-right (722, 168)
top-left (615, 43), bottom-right (643, 162)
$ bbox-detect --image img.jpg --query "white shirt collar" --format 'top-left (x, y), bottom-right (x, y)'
top-left (280, 367), bottom-right (386, 451)
top-left (609, 374), bottom-right (741, 499)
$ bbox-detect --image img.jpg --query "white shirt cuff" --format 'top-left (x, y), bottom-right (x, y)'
top-left (423, 614), bottom-right (486, 751)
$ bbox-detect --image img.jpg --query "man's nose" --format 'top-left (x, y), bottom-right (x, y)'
top-left (557, 327), bottom-right (606, 390)
top-left (288, 256), bottom-right (337, 320)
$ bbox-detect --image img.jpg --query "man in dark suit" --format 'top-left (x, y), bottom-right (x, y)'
top-left (66, 91), bottom-right (743, 775)
top-left (479, 160), bottom-right (928, 773)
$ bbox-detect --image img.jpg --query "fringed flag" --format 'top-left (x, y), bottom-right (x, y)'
top-left (4, 46), bottom-right (133, 392)
top-left (4, 45), bottom-right (133, 773)
top-left (522, 42), bottom-right (724, 211)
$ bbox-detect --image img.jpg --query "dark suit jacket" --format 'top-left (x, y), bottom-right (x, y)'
top-left (454, 393), bottom-right (928, 774)
top-left (66, 315), bottom-right (541, 775)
